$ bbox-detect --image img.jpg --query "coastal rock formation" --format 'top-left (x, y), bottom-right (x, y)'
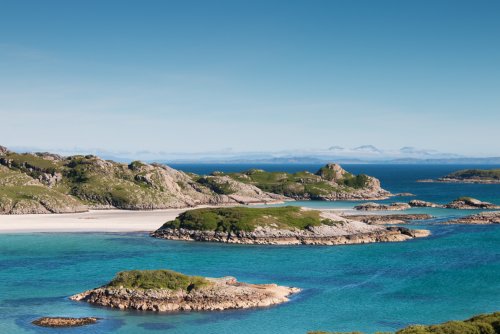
top-left (151, 206), bottom-right (430, 245)
top-left (0, 146), bottom-right (287, 213)
top-left (341, 214), bottom-right (433, 225)
top-left (444, 197), bottom-right (500, 209)
top-left (0, 165), bottom-right (88, 214)
top-left (70, 270), bottom-right (300, 312)
top-left (446, 211), bottom-right (500, 224)
top-left (32, 317), bottom-right (98, 327)
top-left (418, 169), bottom-right (500, 184)
top-left (210, 163), bottom-right (392, 201)
top-left (353, 202), bottom-right (411, 211)
top-left (409, 200), bottom-right (444, 208)
top-left (394, 192), bottom-right (415, 197)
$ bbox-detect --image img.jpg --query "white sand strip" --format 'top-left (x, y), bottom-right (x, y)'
top-left (0, 209), bottom-right (189, 233)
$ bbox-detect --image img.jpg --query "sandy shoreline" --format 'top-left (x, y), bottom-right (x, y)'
top-left (0, 206), bottom-right (349, 234)
top-left (0, 209), bottom-right (190, 233)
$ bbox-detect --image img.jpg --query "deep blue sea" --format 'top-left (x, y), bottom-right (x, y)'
top-left (1, 164), bottom-right (499, 334)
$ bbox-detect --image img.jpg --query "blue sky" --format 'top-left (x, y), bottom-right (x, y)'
top-left (0, 0), bottom-right (499, 157)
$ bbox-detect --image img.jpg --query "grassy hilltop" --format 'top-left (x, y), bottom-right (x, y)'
top-left (309, 311), bottom-right (500, 334)
top-left (208, 164), bottom-right (379, 200)
top-left (159, 206), bottom-right (340, 233)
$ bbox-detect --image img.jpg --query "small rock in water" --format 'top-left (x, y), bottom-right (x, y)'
top-left (32, 317), bottom-right (99, 327)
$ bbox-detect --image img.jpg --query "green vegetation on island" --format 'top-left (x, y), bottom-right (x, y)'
top-left (0, 146), bottom-right (390, 214)
top-left (106, 270), bottom-right (211, 291)
top-left (308, 311), bottom-right (500, 334)
top-left (209, 163), bottom-right (381, 200)
top-left (159, 206), bottom-right (340, 233)
top-left (446, 169), bottom-right (500, 181)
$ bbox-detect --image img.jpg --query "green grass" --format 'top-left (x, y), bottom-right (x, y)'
top-left (106, 270), bottom-right (211, 291)
top-left (446, 169), bottom-right (500, 180)
top-left (212, 165), bottom-right (371, 199)
top-left (307, 312), bottom-right (500, 334)
top-left (196, 177), bottom-right (236, 195)
top-left (160, 206), bottom-right (340, 232)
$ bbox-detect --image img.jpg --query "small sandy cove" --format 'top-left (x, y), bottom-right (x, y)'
top-left (0, 209), bottom-right (188, 233)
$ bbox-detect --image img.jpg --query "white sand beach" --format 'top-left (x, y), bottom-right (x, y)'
top-left (0, 209), bottom-right (189, 233)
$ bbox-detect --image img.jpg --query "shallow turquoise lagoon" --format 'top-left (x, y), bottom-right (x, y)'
top-left (1, 224), bottom-right (499, 334)
top-left (1, 164), bottom-right (499, 333)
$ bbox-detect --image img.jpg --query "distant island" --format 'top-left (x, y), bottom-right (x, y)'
top-left (70, 269), bottom-right (300, 311)
top-left (418, 169), bottom-right (500, 184)
top-left (308, 311), bottom-right (500, 334)
top-left (152, 206), bottom-right (430, 245)
top-left (0, 145), bottom-right (391, 214)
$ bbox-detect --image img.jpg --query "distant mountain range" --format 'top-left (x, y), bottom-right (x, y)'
top-left (6, 145), bottom-right (500, 164)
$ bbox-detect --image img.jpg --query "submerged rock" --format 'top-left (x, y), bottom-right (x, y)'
top-left (32, 317), bottom-right (98, 327)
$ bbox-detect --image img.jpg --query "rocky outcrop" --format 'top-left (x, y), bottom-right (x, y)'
top-left (446, 211), bottom-right (500, 224)
top-left (32, 317), bottom-right (98, 327)
top-left (353, 202), bottom-right (411, 211)
top-left (418, 169), bottom-right (500, 184)
top-left (341, 214), bottom-right (433, 225)
top-left (444, 197), bottom-right (500, 209)
top-left (70, 276), bottom-right (299, 312)
top-left (394, 192), bottom-right (415, 197)
top-left (0, 166), bottom-right (88, 214)
top-left (409, 200), bottom-right (444, 208)
top-left (0, 145), bottom-right (9, 155)
top-left (0, 149), bottom-right (288, 214)
top-left (152, 211), bottom-right (430, 245)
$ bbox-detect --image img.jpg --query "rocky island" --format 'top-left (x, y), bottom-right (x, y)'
top-left (409, 197), bottom-right (500, 209)
top-left (446, 211), bottom-right (500, 224)
top-left (0, 146), bottom-right (391, 214)
top-left (353, 202), bottom-right (411, 211)
top-left (418, 168), bottom-right (500, 184)
top-left (151, 206), bottom-right (430, 245)
top-left (70, 269), bottom-right (300, 311)
top-left (341, 213), bottom-right (433, 225)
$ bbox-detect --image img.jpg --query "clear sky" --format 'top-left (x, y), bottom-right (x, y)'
top-left (0, 0), bottom-right (499, 157)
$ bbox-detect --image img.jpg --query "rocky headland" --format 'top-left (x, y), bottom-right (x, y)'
top-left (32, 317), bottom-right (99, 327)
top-left (341, 213), bottom-right (433, 225)
top-left (209, 163), bottom-right (392, 201)
top-left (418, 168), bottom-right (500, 184)
top-left (0, 146), bottom-right (392, 214)
top-left (353, 202), bottom-right (411, 211)
top-left (446, 211), bottom-right (500, 224)
top-left (70, 270), bottom-right (300, 312)
top-left (151, 206), bottom-right (430, 245)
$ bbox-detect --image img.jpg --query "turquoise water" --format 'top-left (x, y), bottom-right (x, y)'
top-left (1, 164), bottom-right (499, 333)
